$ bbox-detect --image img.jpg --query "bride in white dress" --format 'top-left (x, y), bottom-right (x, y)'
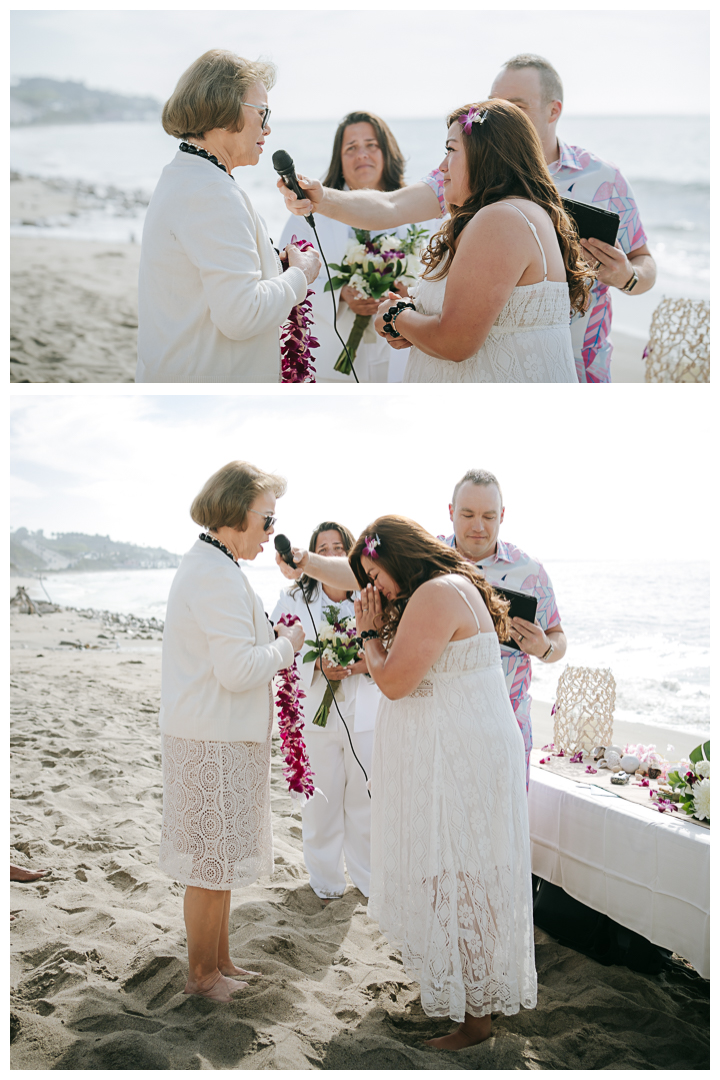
top-left (374, 99), bottom-right (595, 382)
top-left (350, 516), bottom-right (537, 1050)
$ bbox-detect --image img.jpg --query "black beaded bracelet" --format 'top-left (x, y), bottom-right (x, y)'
top-left (360, 629), bottom-right (380, 641)
top-left (382, 299), bottom-right (416, 338)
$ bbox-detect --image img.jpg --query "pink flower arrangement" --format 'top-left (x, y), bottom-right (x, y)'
top-left (274, 614), bottom-right (315, 802)
top-left (280, 236), bottom-right (318, 383)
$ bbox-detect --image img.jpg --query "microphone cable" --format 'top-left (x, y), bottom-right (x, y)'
top-left (275, 536), bottom-right (370, 797)
top-left (272, 149), bottom-right (359, 383)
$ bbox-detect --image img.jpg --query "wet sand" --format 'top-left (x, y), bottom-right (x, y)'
top-left (10, 609), bottom-right (709, 1069)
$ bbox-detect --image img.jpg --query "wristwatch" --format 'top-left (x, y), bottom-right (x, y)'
top-left (540, 640), bottom-right (555, 661)
top-left (621, 268), bottom-right (639, 293)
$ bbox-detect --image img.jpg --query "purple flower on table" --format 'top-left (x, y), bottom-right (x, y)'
top-left (655, 799), bottom-right (679, 814)
top-left (555, 749), bottom-right (565, 758)
top-left (585, 765), bottom-right (598, 774)
top-left (542, 742), bottom-right (555, 751)
top-left (570, 750), bottom-right (584, 763)
top-left (634, 777), bottom-right (650, 787)
top-left (539, 757), bottom-right (550, 765)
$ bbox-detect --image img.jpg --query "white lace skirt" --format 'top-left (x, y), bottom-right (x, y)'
top-left (159, 719), bottom-right (273, 890)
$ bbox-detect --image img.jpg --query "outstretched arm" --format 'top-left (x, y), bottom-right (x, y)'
top-left (275, 549), bottom-right (358, 591)
top-left (278, 175), bottom-right (442, 230)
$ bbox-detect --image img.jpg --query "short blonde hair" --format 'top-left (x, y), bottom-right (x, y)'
top-left (162, 49), bottom-right (277, 139)
top-left (190, 461), bottom-right (286, 531)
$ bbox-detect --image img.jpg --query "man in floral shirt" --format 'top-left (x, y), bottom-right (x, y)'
top-left (489, 55), bottom-right (656, 382)
top-left (439, 469), bottom-right (567, 787)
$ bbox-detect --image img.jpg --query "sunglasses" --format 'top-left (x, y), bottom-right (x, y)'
top-left (241, 101), bottom-right (271, 131)
top-left (248, 508), bottom-right (277, 531)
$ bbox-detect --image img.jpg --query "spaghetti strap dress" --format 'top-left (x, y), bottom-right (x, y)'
top-left (368, 579), bottom-right (537, 1022)
top-left (403, 203), bottom-right (578, 383)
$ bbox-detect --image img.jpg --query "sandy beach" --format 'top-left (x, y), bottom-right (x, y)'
top-left (11, 176), bottom-right (649, 384)
top-left (10, 606), bottom-right (709, 1070)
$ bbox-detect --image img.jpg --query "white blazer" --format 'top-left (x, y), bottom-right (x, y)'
top-left (137, 152), bottom-right (307, 383)
top-left (160, 540), bottom-right (294, 742)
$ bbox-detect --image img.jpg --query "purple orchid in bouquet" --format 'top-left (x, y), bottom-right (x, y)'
top-left (281, 236), bottom-right (319, 383)
top-left (324, 225), bottom-right (429, 375)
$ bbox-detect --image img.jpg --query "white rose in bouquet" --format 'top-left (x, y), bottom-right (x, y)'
top-left (346, 243), bottom-right (368, 266)
top-left (695, 759), bottom-right (710, 778)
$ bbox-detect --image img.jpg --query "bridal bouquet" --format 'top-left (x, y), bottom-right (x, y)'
top-left (325, 225), bottom-right (429, 374)
top-left (302, 604), bottom-right (362, 727)
top-left (657, 740), bottom-right (710, 822)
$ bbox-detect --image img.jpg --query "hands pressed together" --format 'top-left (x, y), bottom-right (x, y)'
top-left (354, 583), bottom-right (384, 636)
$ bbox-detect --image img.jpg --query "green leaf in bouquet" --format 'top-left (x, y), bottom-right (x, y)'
top-left (689, 741), bottom-right (710, 765)
top-left (325, 276), bottom-right (348, 292)
top-left (327, 263), bottom-right (344, 271)
top-left (666, 770), bottom-right (682, 789)
top-left (302, 651), bottom-right (320, 664)
top-left (353, 229), bottom-right (371, 244)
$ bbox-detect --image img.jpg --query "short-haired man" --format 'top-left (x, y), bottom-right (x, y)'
top-left (280, 55), bottom-right (655, 384)
top-left (489, 55), bottom-right (655, 382)
top-left (439, 470), bottom-right (567, 785)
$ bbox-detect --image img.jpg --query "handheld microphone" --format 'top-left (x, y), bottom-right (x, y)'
top-left (274, 533), bottom-right (297, 568)
top-left (272, 150), bottom-right (316, 228)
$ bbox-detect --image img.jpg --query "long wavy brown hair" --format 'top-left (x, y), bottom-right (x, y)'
top-left (348, 515), bottom-right (510, 645)
top-left (423, 99), bottom-right (594, 315)
top-left (324, 111), bottom-right (406, 192)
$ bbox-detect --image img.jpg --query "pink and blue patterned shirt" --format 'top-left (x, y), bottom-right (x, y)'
top-left (422, 143), bottom-right (648, 384)
top-left (438, 535), bottom-right (562, 777)
top-left (549, 141), bottom-right (647, 384)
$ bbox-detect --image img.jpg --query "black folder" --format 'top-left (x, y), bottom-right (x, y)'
top-left (562, 196), bottom-right (620, 247)
top-left (493, 586), bottom-right (538, 651)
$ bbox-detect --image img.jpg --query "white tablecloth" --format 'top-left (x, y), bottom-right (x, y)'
top-left (528, 766), bottom-right (710, 978)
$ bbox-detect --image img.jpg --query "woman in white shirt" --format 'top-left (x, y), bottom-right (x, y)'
top-left (159, 461), bottom-right (304, 1002)
top-left (278, 111), bottom-right (440, 382)
top-left (272, 521), bottom-right (379, 901)
top-left (137, 49), bottom-right (320, 383)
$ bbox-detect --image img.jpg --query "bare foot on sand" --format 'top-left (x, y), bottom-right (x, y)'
top-left (219, 961), bottom-right (261, 978)
top-left (183, 972), bottom-right (248, 1002)
top-left (425, 1015), bottom-right (492, 1050)
top-left (10, 864), bottom-right (50, 882)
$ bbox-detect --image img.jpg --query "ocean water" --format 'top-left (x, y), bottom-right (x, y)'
top-left (10, 115), bottom-right (709, 339)
top-left (17, 558), bottom-right (709, 738)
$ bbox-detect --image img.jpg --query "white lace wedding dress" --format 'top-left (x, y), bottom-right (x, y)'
top-left (403, 204), bottom-right (579, 383)
top-left (368, 583), bottom-right (537, 1022)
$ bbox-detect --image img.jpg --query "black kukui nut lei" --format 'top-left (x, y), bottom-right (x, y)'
top-left (199, 532), bottom-right (237, 562)
top-left (179, 142), bottom-right (234, 180)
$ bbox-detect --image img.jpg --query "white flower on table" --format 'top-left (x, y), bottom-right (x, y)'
top-left (693, 777), bottom-right (710, 821)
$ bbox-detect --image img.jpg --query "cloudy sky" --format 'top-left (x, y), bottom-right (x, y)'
top-left (10, 5), bottom-right (710, 118)
top-left (10, 390), bottom-right (711, 566)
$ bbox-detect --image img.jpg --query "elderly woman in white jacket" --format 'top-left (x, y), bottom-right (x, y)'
top-left (271, 522), bottom-right (379, 902)
top-left (159, 460), bottom-right (304, 1003)
top-left (137, 49), bottom-right (320, 383)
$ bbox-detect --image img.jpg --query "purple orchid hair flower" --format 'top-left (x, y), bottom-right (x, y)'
top-left (458, 106), bottom-right (488, 134)
top-left (363, 534), bottom-right (381, 559)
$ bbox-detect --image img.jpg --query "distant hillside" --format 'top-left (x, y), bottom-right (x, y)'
top-left (10, 77), bottom-right (161, 127)
top-left (10, 528), bottom-right (181, 573)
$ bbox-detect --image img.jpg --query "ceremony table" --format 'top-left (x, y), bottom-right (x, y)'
top-left (528, 765), bottom-right (710, 978)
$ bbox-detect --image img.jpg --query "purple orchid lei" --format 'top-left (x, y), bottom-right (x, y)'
top-left (280, 236), bottom-right (319, 383)
top-left (275, 613), bottom-right (315, 802)
top-left (458, 106), bottom-right (488, 134)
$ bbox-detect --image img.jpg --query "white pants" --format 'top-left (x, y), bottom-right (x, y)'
top-left (302, 723), bottom-right (373, 898)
